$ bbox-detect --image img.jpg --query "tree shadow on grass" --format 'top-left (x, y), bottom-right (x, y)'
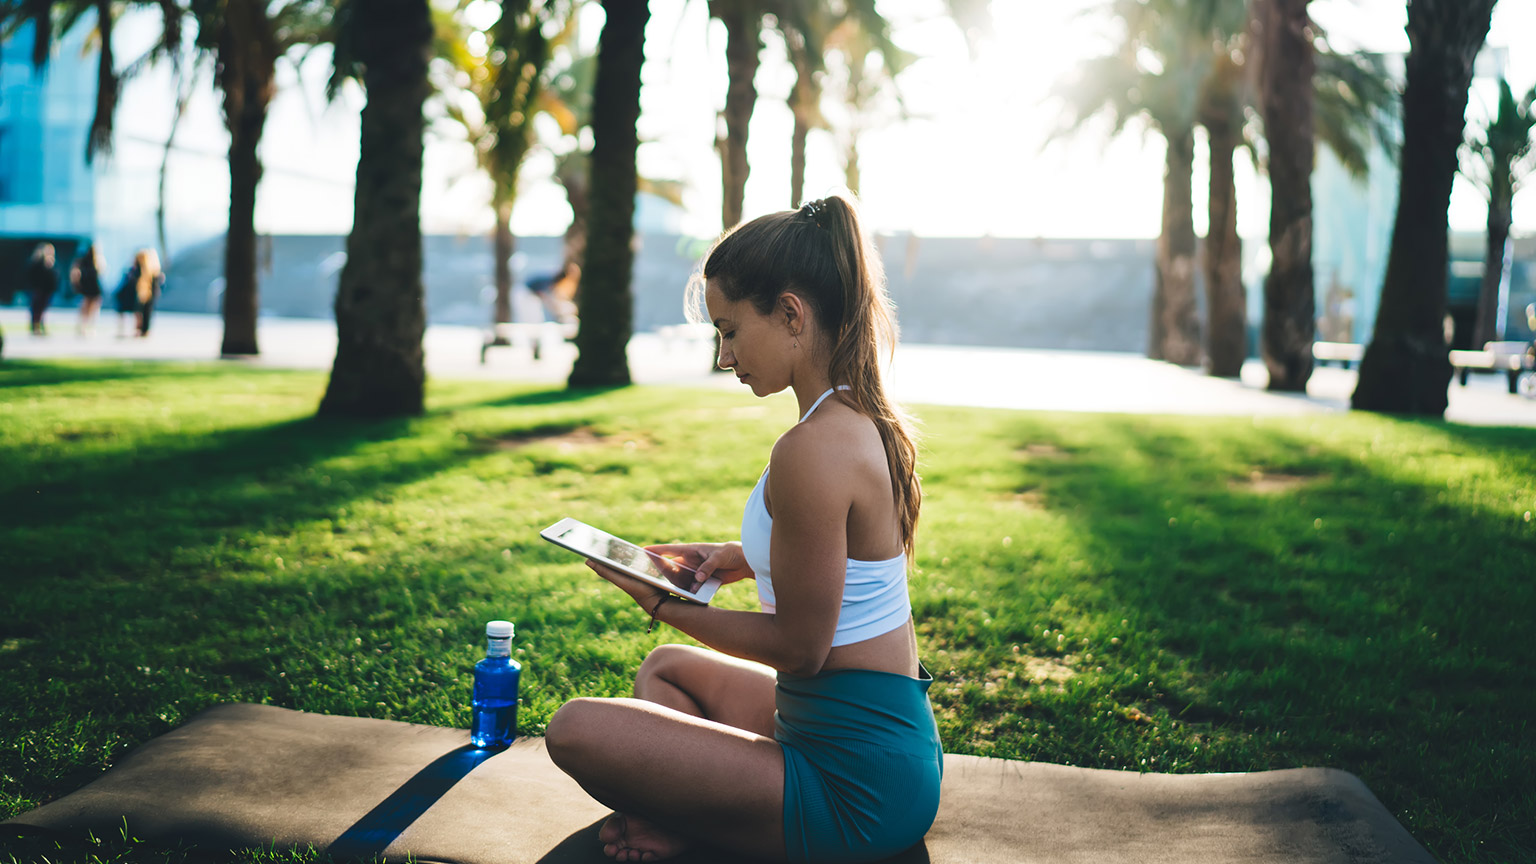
top-left (0, 360), bottom-right (170, 390)
top-left (975, 413), bottom-right (1534, 863)
top-left (472, 385), bottom-right (628, 410)
top-left (0, 410), bottom-right (483, 582)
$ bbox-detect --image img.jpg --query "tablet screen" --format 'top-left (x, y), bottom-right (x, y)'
top-left (541, 519), bottom-right (710, 600)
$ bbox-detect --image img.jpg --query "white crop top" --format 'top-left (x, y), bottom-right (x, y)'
top-left (739, 387), bottom-right (912, 646)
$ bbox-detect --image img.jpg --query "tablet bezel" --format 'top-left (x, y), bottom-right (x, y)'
top-left (539, 517), bottom-right (722, 605)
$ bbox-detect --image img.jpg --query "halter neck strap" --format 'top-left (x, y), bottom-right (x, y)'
top-left (800, 386), bottom-right (851, 422)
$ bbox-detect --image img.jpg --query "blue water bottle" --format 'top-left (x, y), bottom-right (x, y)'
top-left (470, 620), bottom-right (521, 749)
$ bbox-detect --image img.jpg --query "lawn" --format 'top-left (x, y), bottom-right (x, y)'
top-left (1, 360), bottom-right (1533, 863)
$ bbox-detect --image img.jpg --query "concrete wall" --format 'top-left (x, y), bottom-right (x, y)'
top-left (157, 233), bottom-right (1166, 353)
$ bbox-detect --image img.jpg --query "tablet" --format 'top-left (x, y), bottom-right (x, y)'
top-left (539, 517), bottom-right (721, 604)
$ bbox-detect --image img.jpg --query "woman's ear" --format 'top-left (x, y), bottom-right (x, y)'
top-left (777, 292), bottom-right (809, 335)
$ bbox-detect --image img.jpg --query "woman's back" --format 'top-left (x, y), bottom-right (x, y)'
top-left (762, 394), bottom-right (917, 679)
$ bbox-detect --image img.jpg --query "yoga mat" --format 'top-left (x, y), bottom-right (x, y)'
top-left (3, 703), bottom-right (1436, 863)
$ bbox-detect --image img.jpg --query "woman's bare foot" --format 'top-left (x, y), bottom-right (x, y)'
top-left (598, 811), bottom-right (691, 862)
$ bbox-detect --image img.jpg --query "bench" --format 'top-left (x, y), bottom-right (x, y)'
top-left (655, 322), bottom-right (716, 351)
top-left (1311, 341), bottom-right (1364, 368)
top-left (481, 321), bottom-right (577, 364)
top-left (1449, 341), bottom-right (1534, 394)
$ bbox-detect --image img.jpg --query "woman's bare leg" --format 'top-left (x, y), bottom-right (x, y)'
top-left (546, 696), bottom-right (786, 862)
top-left (633, 644), bottom-right (776, 735)
top-left (576, 645), bottom-right (779, 860)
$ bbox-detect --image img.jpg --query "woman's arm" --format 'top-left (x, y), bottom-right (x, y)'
top-left (594, 427), bottom-right (852, 676)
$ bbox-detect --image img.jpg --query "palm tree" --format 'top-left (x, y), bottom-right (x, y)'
top-left (435, 0), bottom-right (576, 332)
top-left (1353, 0), bottom-right (1498, 416)
top-left (782, 6), bottom-right (828, 208)
top-left (779, 2), bottom-right (910, 205)
top-left (535, 33), bottom-right (684, 281)
top-left (1464, 78), bottom-right (1535, 347)
top-left (1249, 0), bottom-right (1316, 391)
top-left (821, 16), bottom-right (915, 197)
top-left (1054, 0), bottom-right (1209, 366)
top-left (708, 0), bottom-right (904, 225)
top-left (1199, 46), bottom-right (1246, 377)
top-left (709, 0), bottom-right (761, 230)
top-left (1057, 0), bottom-right (1395, 373)
top-left (318, 0), bottom-right (434, 417)
top-left (567, 0), bottom-right (648, 388)
top-left (1197, 25), bottom-right (1394, 379)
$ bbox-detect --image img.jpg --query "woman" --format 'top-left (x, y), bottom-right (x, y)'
top-left (126, 249), bottom-right (165, 337)
top-left (25, 243), bottom-right (58, 335)
top-left (70, 245), bottom-right (105, 336)
top-left (546, 195), bottom-right (940, 863)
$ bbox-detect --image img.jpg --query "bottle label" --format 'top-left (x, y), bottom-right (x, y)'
top-left (486, 637), bottom-right (511, 658)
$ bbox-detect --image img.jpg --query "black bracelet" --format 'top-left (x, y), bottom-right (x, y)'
top-left (647, 595), bottom-right (672, 634)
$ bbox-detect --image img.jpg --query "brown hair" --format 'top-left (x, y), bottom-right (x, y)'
top-left (690, 195), bottom-right (921, 557)
top-left (133, 249), bottom-right (162, 304)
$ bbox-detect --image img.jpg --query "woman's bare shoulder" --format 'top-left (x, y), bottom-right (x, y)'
top-left (771, 406), bottom-right (882, 480)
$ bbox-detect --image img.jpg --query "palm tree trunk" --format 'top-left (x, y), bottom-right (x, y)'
top-left (790, 110), bottom-right (809, 208)
top-left (319, 0), bottom-right (432, 418)
top-left (1472, 193), bottom-right (1513, 346)
top-left (217, 0), bottom-right (276, 357)
top-left (568, 0), bottom-right (648, 389)
top-left (158, 68), bottom-right (194, 264)
top-left (1203, 89), bottom-right (1246, 377)
top-left (788, 50), bottom-right (814, 208)
top-left (1353, 0), bottom-right (1496, 415)
top-left (714, 1), bottom-right (760, 230)
top-left (1156, 123), bottom-right (1200, 366)
top-left (493, 200), bottom-right (514, 326)
top-left (221, 104), bottom-right (266, 356)
top-left (843, 134), bottom-right (861, 197)
top-left (1256, 0), bottom-right (1315, 392)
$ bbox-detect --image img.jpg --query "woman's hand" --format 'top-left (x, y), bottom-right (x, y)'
top-left (585, 559), bottom-right (668, 615)
top-left (645, 542), bottom-right (754, 591)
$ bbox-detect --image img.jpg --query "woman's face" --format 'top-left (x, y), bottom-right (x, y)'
top-left (705, 280), bottom-right (798, 397)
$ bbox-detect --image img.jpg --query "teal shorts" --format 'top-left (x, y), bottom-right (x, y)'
top-left (775, 665), bottom-right (944, 863)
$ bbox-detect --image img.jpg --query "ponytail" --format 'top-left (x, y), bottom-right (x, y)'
top-left (696, 195), bottom-right (922, 558)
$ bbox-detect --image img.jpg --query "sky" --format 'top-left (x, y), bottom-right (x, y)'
top-left (103, 0), bottom-right (1536, 248)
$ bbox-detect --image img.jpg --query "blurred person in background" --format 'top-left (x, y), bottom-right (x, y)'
top-left (25, 243), bottom-right (59, 335)
top-left (527, 261), bottom-right (580, 325)
top-left (124, 249), bottom-right (165, 338)
top-left (70, 245), bottom-right (105, 336)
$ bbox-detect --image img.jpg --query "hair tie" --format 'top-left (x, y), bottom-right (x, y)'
top-left (799, 199), bottom-right (830, 230)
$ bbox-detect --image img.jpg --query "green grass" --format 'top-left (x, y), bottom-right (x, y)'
top-left (1, 359), bottom-right (1533, 863)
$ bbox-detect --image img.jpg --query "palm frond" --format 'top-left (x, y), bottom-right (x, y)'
top-left (271, 0), bottom-right (333, 51)
top-left (1048, 52), bottom-right (1145, 144)
top-left (1313, 48), bottom-right (1399, 175)
top-left (85, 0), bottom-right (114, 162)
top-left (21, 0), bottom-right (55, 67)
top-left (325, 0), bottom-right (358, 100)
top-left (55, 0), bottom-right (90, 37)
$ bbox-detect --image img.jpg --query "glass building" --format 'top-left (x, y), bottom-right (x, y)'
top-left (0, 21), bottom-right (97, 242)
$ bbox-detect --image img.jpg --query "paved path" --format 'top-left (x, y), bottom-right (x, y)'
top-left (5, 308), bottom-right (1535, 427)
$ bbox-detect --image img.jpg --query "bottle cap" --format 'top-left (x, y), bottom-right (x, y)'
top-left (486, 620), bottom-right (514, 639)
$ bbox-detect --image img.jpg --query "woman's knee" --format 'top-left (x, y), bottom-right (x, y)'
top-left (546, 697), bottom-right (606, 770)
top-left (635, 643), bottom-right (713, 695)
top-left (637, 643), bottom-right (696, 680)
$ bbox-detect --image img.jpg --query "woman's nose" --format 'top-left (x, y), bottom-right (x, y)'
top-left (716, 345), bottom-right (734, 370)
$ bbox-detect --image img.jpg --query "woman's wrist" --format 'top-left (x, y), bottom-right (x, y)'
top-left (646, 594), bottom-right (673, 633)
